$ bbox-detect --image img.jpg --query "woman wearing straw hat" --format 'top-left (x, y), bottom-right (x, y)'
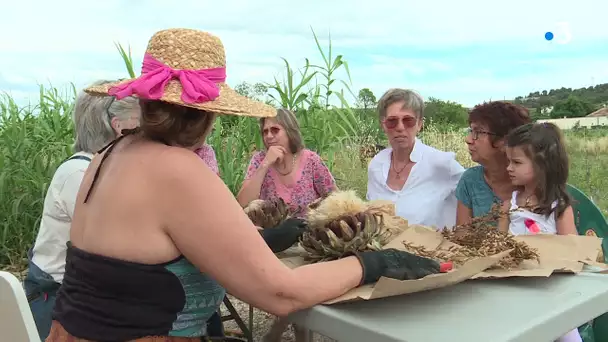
top-left (45, 28), bottom-right (442, 342)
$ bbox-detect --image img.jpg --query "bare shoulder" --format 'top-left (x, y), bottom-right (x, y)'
top-left (150, 146), bottom-right (218, 179)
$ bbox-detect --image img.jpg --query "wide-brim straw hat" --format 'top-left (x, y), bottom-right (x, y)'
top-left (85, 28), bottom-right (276, 118)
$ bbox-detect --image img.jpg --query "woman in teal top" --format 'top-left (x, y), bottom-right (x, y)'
top-left (455, 101), bottom-right (531, 224)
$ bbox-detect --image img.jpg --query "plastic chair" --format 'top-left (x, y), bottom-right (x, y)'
top-left (566, 184), bottom-right (608, 342)
top-left (568, 184), bottom-right (608, 262)
top-left (0, 271), bottom-right (40, 342)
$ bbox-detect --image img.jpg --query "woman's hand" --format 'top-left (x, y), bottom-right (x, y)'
top-left (351, 249), bottom-right (442, 284)
top-left (262, 146), bottom-right (286, 167)
top-left (260, 218), bottom-right (308, 253)
top-left (237, 147), bottom-right (285, 206)
top-left (497, 200), bottom-right (511, 233)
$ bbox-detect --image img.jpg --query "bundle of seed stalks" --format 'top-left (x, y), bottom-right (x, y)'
top-left (402, 203), bottom-right (540, 270)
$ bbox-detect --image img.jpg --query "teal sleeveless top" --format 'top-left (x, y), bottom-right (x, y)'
top-left (455, 165), bottom-right (501, 217)
top-left (52, 242), bottom-right (226, 340)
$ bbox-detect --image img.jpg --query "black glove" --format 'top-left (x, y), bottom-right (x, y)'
top-left (351, 248), bottom-right (441, 285)
top-left (260, 218), bottom-right (308, 253)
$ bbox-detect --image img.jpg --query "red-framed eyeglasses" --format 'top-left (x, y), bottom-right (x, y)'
top-left (383, 116), bottom-right (418, 129)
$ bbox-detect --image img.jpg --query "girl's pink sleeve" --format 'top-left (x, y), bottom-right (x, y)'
top-left (245, 152), bottom-right (264, 180)
top-left (311, 152), bottom-right (337, 196)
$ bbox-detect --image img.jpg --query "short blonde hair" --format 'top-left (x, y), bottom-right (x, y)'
top-left (72, 80), bottom-right (140, 153)
top-left (376, 88), bottom-right (425, 124)
top-left (259, 108), bottom-right (304, 154)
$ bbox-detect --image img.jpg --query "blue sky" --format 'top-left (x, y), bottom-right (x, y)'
top-left (1, 0), bottom-right (607, 107)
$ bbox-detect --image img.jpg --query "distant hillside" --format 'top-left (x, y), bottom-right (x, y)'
top-left (510, 83), bottom-right (608, 119)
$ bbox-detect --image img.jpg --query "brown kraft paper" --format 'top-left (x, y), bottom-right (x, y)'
top-left (280, 224), bottom-right (606, 305)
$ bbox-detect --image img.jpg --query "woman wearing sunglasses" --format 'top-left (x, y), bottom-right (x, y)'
top-left (455, 101), bottom-right (531, 224)
top-left (366, 88), bottom-right (465, 231)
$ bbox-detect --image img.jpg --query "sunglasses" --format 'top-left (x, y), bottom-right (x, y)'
top-left (262, 127), bottom-right (281, 136)
top-left (383, 116), bottom-right (418, 129)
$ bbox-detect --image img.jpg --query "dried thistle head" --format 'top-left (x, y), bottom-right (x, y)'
top-left (301, 210), bottom-right (392, 262)
top-left (243, 198), bottom-right (292, 229)
top-left (301, 190), bottom-right (405, 262)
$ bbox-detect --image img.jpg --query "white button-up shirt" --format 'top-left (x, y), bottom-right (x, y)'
top-left (366, 138), bottom-right (465, 230)
top-left (31, 151), bottom-right (93, 282)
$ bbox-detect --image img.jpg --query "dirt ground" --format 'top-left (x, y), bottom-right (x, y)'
top-left (221, 295), bottom-right (335, 342)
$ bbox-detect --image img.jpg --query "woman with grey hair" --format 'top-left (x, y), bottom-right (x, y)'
top-left (23, 80), bottom-right (140, 340)
top-left (366, 88), bottom-right (465, 231)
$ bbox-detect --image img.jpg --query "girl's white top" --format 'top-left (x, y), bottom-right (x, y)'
top-left (508, 192), bottom-right (583, 342)
top-left (366, 138), bottom-right (465, 231)
top-left (508, 190), bottom-right (558, 236)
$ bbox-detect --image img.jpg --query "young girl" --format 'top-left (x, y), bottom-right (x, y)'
top-left (498, 122), bottom-right (581, 342)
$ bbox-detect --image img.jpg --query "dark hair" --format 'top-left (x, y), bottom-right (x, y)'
top-left (139, 99), bottom-right (216, 147)
top-left (506, 122), bottom-right (571, 218)
top-left (469, 101), bottom-right (531, 147)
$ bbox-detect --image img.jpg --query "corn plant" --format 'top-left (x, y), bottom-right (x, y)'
top-left (2, 30), bottom-right (608, 275)
top-left (115, 42), bottom-right (136, 78)
top-left (0, 86), bottom-right (76, 266)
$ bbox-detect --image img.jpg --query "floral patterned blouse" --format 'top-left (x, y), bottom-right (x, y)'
top-left (195, 144), bottom-right (220, 175)
top-left (245, 148), bottom-right (336, 218)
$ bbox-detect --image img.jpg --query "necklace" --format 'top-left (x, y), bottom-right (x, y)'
top-left (275, 153), bottom-right (297, 176)
top-left (391, 152), bottom-right (411, 179)
top-left (519, 192), bottom-right (534, 209)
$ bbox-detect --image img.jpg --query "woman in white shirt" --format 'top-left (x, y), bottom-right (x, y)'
top-left (23, 80), bottom-right (140, 341)
top-left (366, 88), bottom-right (465, 231)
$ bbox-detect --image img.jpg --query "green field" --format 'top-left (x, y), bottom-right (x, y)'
top-left (1, 34), bottom-right (607, 272)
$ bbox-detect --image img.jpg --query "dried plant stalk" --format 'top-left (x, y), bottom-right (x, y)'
top-left (402, 203), bottom-right (540, 270)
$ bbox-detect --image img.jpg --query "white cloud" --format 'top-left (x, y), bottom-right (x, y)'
top-left (1, 0), bottom-right (607, 107)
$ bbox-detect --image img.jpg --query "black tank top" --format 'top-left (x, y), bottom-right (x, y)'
top-left (51, 130), bottom-right (226, 340)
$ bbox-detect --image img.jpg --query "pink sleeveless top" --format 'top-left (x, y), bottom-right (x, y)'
top-left (245, 148), bottom-right (336, 217)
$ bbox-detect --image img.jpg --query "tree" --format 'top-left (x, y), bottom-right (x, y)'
top-left (550, 95), bottom-right (595, 118)
top-left (357, 88), bottom-right (377, 110)
top-left (424, 97), bottom-right (469, 126)
top-left (234, 82), bottom-right (269, 102)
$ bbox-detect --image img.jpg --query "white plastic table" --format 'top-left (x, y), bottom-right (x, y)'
top-left (287, 273), bottom-right (608, 342)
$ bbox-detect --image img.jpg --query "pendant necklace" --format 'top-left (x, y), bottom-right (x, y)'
top-left (391, 152), bottom-right (410, 179)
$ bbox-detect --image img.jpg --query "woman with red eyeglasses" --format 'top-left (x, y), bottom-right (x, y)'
top-left (236, 108), bottom-right (337, 219)
top-left (455, 101), bottom-right (531, 225)
top-left (236, 107), bottom-right (337, 342)
top-left (366, 88), bottom-right (465, 231)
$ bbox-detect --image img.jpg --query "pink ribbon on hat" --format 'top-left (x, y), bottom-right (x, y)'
top-left (109, 53), bottom-right (226, 104)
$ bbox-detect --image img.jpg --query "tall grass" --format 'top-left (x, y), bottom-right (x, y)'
top-left (0, 86), bottom-right (76, 267)
top-left (1, 32), bottom-right (607, 269)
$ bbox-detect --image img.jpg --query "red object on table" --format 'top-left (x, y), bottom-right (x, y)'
top-left (440, 261), bottom-right (453, 273)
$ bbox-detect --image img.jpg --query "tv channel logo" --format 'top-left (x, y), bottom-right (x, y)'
top-left (545, 22), bottom-right (572, 44)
